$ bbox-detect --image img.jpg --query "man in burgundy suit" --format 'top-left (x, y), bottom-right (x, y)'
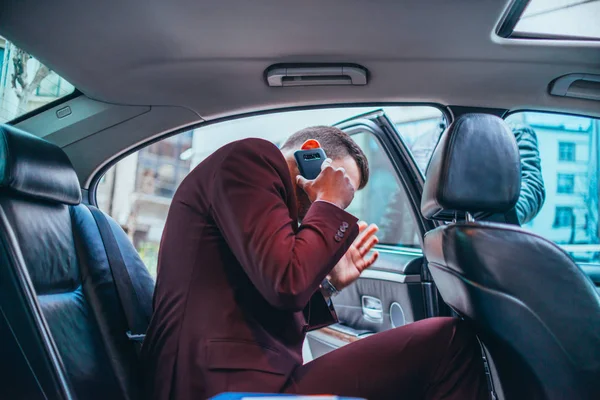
top-left (142, 126), bottom-right (488, 399)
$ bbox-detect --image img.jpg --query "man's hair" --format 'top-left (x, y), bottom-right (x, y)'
top-left (281, 126), bottom-right (369, 189)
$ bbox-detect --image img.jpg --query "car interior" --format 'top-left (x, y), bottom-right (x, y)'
top-left (0, 0), bottom-right (599, 399)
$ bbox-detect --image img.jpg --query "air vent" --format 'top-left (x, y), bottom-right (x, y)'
top-left (549, 74), bottom-right (600, 101)
top-left (266, 64), bottom-right (368, 87)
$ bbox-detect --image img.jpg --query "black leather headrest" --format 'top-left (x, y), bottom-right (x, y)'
top-left (421, 114), bottom-right (520, 221)
top-left (0, 125), bottom-right (81, 205)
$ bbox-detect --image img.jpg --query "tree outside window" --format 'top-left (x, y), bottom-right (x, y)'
top-left (0, 36), bottom-right (74, 123)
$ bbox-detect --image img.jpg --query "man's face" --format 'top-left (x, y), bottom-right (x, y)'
top-left (282, 150), bottom-right (361, 221)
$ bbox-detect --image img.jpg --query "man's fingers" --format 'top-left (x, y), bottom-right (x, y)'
top-left (357, 221), bottom-right (368, 233)
top-left (354, 223), bottom-right (379, 248)
top-left (363, 251), bottom-right (379, 270)
top-left (296, 175), bottom-right (309, 190)
top-left (358, 251), bottom-right (379, 273)
top-left (320, 158), bottom-right (333, 171)
top-left (359, 235), bottom-right (379, 257)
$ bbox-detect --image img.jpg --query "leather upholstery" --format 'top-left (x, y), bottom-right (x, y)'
top-left (421, 113), bottom-right (600, 399)
top-left (0, 125), bottom-right (81, 205)
top-left (0, 204), bottom-right (72, 400)
top-left (425, 223), bottom-right (600, 399)
top-left (0, 127), bottom-right (155, 400)
top-left (421, 114), bottom-right (521, 221)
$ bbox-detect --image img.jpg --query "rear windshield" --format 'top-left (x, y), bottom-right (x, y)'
top-left (0, 35), bottom-right (74, 123)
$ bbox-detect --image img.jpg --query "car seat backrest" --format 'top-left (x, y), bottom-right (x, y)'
top-left (420, 114), bottom-right (600, 400)
top-left (0, 125), bottom-right (155, 400)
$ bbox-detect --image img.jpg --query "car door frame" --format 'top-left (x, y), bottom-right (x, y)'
top-left (304, 108), bottom-right (452, 359)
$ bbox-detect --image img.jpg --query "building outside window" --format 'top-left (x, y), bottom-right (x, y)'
top-left (0, 46), bottom-right (4, 80)
top-left (135, 131), bottom-right (193, 198)
top-left (396, 118), bottom-right (446, 173)
top-left (558, 142), bottom-right (576, 162)
top-left (554, 206), bottom-right (573, 228)
top-left (557, 173), bottom-right (575, 194)
top-left (0, 37), bottom-right (7, 90)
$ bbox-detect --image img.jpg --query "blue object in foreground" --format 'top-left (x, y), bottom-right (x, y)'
top-left (210, 394), bottom-right (365, 400)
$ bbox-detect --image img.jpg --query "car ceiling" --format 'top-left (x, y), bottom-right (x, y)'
top-left (0, 0), bottom-right (599, 187)
top-left (2, 0), bottom-right (600, 118)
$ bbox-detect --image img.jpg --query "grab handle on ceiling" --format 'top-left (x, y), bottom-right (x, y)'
top-left (266, 65), bottom-right (368, 87)
top-left (549, 73), bottom-right (600, 101)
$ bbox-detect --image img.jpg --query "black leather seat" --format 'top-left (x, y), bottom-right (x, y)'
top-left (0, 125), bottom-right (155, 400)
top-left (420, 114), bottom-right (600, 399)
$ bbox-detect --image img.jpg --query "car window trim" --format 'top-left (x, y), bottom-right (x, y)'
top-left (502, 108), bottom-right (600, 122)
top-left (8, 89), bottom-right (82, 125)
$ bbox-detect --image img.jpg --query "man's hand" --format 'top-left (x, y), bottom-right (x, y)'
top-left (296, 158), bottom-right (355, 210)
top-left (327, 222), bottom-right (379, 290)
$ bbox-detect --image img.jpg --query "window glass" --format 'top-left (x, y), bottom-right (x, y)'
top-left (96, 106), bottom-right (443, 275)
top-left (508, 0), bottom-right (600, 40)
top-left (0, 36), bottom-right (75, 123)
top-left (506, 111), bottom-right (599, 265)
top-left (557, 173), bottom-right (575, 194)
top-left (346, 132), bottom-right (420, 248)
top-left (559, 142), bottom-right (576, 162)
top-left (554, 206), bottom-right (573, 228)
top-left (395, 119), bottom-right (447, 173)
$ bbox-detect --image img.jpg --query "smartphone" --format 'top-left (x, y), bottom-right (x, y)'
top-left (294, 147), bottom-right (327, 180)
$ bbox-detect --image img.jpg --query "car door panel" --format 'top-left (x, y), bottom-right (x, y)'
top-left (334, 252), bottom-right (424, 330)
top-left (306, 255), bottom-right (426, 358)
top-left (305, 110), bottom-right (439, 359)
top-left (335, 271), bottom-right (425, 332)
top-left (363, 247), bottom-right (422, 273)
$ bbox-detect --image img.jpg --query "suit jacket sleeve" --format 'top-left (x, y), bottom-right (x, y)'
top-left (210, 139), bottom-right (359, 312)
top-left (303, 290), bottom-right (339, 331)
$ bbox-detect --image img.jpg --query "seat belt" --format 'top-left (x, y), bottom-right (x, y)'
top-left (87, 206), bottom-right (149, 354)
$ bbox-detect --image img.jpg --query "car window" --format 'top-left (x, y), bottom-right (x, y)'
top-left (0, 36), bottom-right (74, 123)
top-left (346, 132), bottom-right (420, 249)
top-left (96, 106), bottom-right (443, 275)
top-left (395, 119), bottom-right (447, 174)
top-left (505, 111), bottom-right (599, 266)
top-left (506, 0), bottom-right (600, 40)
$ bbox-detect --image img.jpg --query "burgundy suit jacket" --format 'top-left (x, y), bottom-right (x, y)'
top-left (141, 138), bottom-right (359, 399)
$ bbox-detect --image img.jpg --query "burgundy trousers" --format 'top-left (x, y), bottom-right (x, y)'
top-left (283, 317), bottom-right (489, 400)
